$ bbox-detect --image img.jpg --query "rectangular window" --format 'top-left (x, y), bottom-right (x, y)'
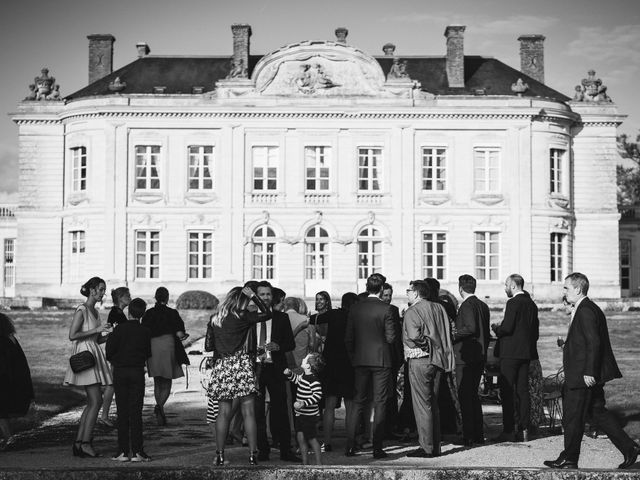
top-left (252, 146), bottom-right (278, 191)
top-left (252, 243), bottom-right (275, 279)
top-left (474, 148), bottom-right (500, 193)
top-left (550, 233), bottom-right (566, 283)
top-left (135, 145), bottom-right (161, 190)
top-left (188, 232), bottom-right (213, 279)
top-left (475, 232), bottom-right (499, 280)
top-left (620, 239), bottom-right (631, 290)
top-left (305, 146), bottom-right (330, 191)
top-left (422, 147), bottom-right (447, 191)
top-left (3, 238), bottom-right (15, 289)
top-left (550, 148), bottom-right (565, 194)
top-left (71, 147), bottom-right (87, 192)
top-left (69, 231), bottom-right (85, 282)
top-left (422, 232), bottom-right (447, 280)
top-left (188, 146), bottom-right (214, 190)
top-left (358, 148), bottom-right (382, 191)
top-left (135, 231), bottom-right (160, 279)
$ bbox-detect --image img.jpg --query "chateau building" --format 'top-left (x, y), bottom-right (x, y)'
top-left (9, 25), bottom-right (625, 301)
top-left (0, 205), bottom-right (16, 298)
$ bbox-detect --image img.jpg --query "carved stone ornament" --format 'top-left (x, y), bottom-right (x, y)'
top-left (386, 57), bottom-right (409, 82)
top-left (572, 70), bottom-right (612, 103)
top-left (227, 58), bottom-right (248, 80)
top-left (130, 214), bottom-right (165, 229)
top-left (66, 216), bottom-right (88, 231)
top-left (472, 194), bottom-right (505, 206)
top-left (419, 194), bottom-right (450, 206)
top-left (108, 77), bottom-right (127, 93)
top-left (548, 194), bottom-right (570, 209)
top-left (262, 210), bottom-right (270, 224)
top-left (27, 68), bottom-right (62, 101)
top-left (367, 211), bottom-right (376, 224)
top-left (550, 217), bottom-right (570, 230)
top-left (474, 215), bottom-right (505, 228)
top-left (419, 216), bottom-right (451, 228)
top-left (182, 214), bottom-right (218, 229)
top-left (511, 78), bottom-right (529, 96)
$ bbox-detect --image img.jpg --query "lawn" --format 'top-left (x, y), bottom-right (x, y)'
top-left (4, 308), bottom-right (640, 438)
top-left (4, 308), bottom-right (212, 433)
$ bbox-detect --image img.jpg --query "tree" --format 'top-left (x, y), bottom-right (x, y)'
top-left (617, 132), bottom-right (640, 207)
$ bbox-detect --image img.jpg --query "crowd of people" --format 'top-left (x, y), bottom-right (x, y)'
top-left (1, 271), bottom-right (639, 470)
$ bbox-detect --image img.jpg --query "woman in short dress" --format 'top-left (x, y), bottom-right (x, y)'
top-left (208, 286), bottom-right (270, 466)
top-left (63, 276), bottom-right (113, 458)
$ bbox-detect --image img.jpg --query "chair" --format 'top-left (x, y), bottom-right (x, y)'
top-left (542, 367), bottom-right (564, 432)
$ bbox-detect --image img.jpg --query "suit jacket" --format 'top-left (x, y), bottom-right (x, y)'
top-left (388, 304), bottom-right (404, 370)
top-left (494, 291), bottom-right (539, 360)
top-left (402, 300), bottom-right (455, 373)
top-left (563, 297), bottom-right (622, 389)
top-left (453, 295), bottom-right (490, 365)
top-left (266, 310), bottom-right (296, 371)
top-left (345, 296), bottom-right (396, 368)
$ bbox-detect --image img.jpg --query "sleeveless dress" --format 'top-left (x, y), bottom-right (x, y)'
top-left (63, 305), bottom-right (113, 386)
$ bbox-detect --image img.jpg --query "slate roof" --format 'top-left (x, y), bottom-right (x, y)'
top-left (66, 54), bottom-right (570, 102)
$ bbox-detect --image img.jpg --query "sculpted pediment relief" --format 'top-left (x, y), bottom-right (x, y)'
top-left (253, 41), bottom-right (386, 96)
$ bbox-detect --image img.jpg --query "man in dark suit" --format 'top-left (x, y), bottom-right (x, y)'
top-left (454, 274), bottom-right (490, 446)
top-left (380, 283), bottom-right (403, 438)
top-left (344, 273), bottom-right (396, 459)
top-left (544, 273), bottom-right (640, 470)
top-left (254, 282), bottom-right (299, 462)
top-left (491, 274), bottom-right (539, 442)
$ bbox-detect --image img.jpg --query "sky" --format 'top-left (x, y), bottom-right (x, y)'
top-left (1, 0), bottom-right (639, 198)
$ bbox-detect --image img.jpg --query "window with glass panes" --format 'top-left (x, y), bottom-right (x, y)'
top-left (252, 226), bottom-right (276, 279)
top-left (3, 238), bottom-right (15, 289)
top-left (305, 146), bottom-right (330, 191)
top-left (475, 232), bottom-right (499, 280)
top-left (135, 146), bottom-right (161, 190)
top-left (135, 231), bottom-right (160, 279)
top-left (550, 233), bottom-right (566, 282)
top-left (358, 148), bottom-right (382, 191)
top-left (69, 231), bottom-right (85, 281)
top-left (422, 147), bottom-right (447, 191)
top-left (188, 232), bottom-right (212, 279)
top-left (357, 226), bottom-right (382, 279)
top-left (305, 226), bottom-right (329, 280)
top-left (188, 146), bottom-right (213, 190)
top-left (252, 146), bottom-right (278, 191)
top-left (550, 149), bottom-right (565, 194)
top-left (422, 232), bottom-right (447, 280)
top-left (71, 147), bottom-right (87, 192)
top-left (473, 148), bottom-right (500, 193)
top-left (620, 239), bottom-right (631, 290)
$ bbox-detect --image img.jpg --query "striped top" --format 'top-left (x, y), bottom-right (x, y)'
top-left (285, 371), bottom-right (323, 417)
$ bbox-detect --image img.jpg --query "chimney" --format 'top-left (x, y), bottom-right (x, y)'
top-left (518, 35), bottom-right (545, 84)
top-left (87, 34), bottom-right (115, 84)
top-left (382, 43), bottom-right (396, 56)
top-left (231, 24), bottom-right (251, 79)
top-left (444, 25), bottom-right (466, 88)
top-left (335, 27), bottom-right (348, 44)
top-left (136, 42), bottom-right (150, 58)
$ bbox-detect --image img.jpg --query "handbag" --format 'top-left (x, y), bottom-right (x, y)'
top-left (69, 350), bottom-right (96, 373)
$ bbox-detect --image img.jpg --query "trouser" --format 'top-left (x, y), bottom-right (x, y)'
top-left (256, 363), bottom-right (291, 454)
top-left (456, 362), bottom-right (485, 442)
top-left (499, 358), bottom-right (530, 432)
top-left (409, 358), bottom-right (443, 455)
top-left (562, 384), bottom-right (635, 463)
top-left (347, 366), bottom-right (392, 450)
top-left (396, 362), bottom-right (416, 432)
top-left (113, 366), bottom-right (145, 455)
top-left (384, 365), bottom-right (401, 435)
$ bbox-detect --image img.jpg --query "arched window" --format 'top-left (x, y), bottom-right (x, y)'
top-left (357, 226), bottom-right (382, 279)
top-left (305, 226), bottom-right (329, 280)
top-left (252, 226), bottom-right (276, 280)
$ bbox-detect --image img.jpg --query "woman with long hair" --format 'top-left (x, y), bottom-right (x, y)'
top-left (63, 277), bottom-right (113, 458)
top-left (309, 291), bottom-right (332, 352)
top-left (0, 313), bottom-right (34, 451)
top-left (141, 287), bottom-right (189, 426)
top-left (208, 286), bottom-right (270, 466)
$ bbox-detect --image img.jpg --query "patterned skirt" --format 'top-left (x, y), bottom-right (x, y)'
top-left (207, 350), bottom-right (257, 401)
top-left (528, 359), bottom-right (545, 427)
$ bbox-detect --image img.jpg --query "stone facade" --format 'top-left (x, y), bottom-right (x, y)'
top-left (10, 25), bottom-right (626, 301)
top-left (0, 205), bottom-right (17, 298)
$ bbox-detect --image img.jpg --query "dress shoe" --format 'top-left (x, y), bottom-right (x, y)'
top-left (618, 443), bottom-right (640, 469)
top-left (544, 458), bottom-right (578, 469)
top-left (280, 451), bottom-right (302, 462)
top-left (344, 447), bottom-right (357, 457)
top-left (372, 448), bottom-right (388, 459)
top-left (406, 447), bottom-right (438, 458)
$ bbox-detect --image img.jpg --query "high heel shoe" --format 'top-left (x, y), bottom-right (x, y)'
top-left (215, 449), bottom-right (225, 466)
top-left (72, 441), bottom-right (83, 457)
top-left (249, 450), bottom-right (258, 465)
top-left (80, 441), bottom-right (101, 458)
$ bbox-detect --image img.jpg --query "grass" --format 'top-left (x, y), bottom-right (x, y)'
top-left (4, 309), bottom-right (640, 438)
top-left (5, 308), bottom-right (212, 433)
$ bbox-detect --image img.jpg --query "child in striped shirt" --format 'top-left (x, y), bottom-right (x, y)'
top-left (284, 353), bottom-right (324, 465)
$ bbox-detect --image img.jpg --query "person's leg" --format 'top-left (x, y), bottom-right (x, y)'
top-left (456, 363), bottom-right (474, 441)
top-left (154, 377), bottom-right (172, 420)
top-left (588, 385), bottom-right (637, 455)
top-left (470, 362), bottom-right (485, 442)
top-left (498, 359), bottom-right (516, 434)
top-left (309, 437), bottom-right (322, 465)
top-left (371, 367), bottom-right (392, 451)
top-left (113, 368), bottom-right (130, 455)
top-left (515, 360), bottom-right (531, 432)
top-left (240, 395), bottom-right (258, 453)
top-left (346, 367), bottom-right (369, 450)
top-left (385, 367), bottom-right (399, 437)
top-left (265, 370), bottom-right (292, 454)
top-left (215, 400), bottom-right (233, 454)
top-left (229, 398), bottom-right (244, 443)
top-left (254, 366), bottom-right (270, 457)
top-left (429, 366), bottom-right (442, 455)
top-left (322, 395), bottom-right (338, 446)
top-left (79, 384), bottom-right (103, 455)
top-left (562, 385), bottom-right (590, 463)
top-left (409, 359), bottom-right (435, 454)
top-left (100, 385), bottom-right (115, 423)
top-left (296, 431), bottom-right (308, 464)
top-left (130, 368), bottom-right (145, 455)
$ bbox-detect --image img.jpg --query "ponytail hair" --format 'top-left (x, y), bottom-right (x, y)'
top-left (80, 277), bottom-right (106, 297)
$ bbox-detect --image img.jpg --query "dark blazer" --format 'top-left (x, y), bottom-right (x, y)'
top-left (563, 297), bottom-right (622, 389)
top-left (494, 291), bottom-right (539, 360)
top-left (345, 296), bottom-right (396, 368)
top-left (267, 310), bottom-right (296, 371)
top-left (454, 295), bottom-right (490, 365)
